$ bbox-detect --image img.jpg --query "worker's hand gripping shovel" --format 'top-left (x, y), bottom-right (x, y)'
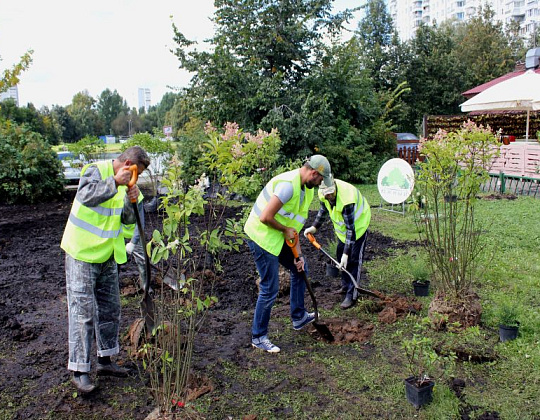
top-left (286, 232), bottom-right (334, 342)
top-left (306, 233), bottom-right (381, 299)
top-left (128, 165), bottom-right (155, 333)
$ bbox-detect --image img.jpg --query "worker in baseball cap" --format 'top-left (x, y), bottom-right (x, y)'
top-left (304, 176), bottom-right (371, 309)
top-left (244, 154), bottom-right (332, 352)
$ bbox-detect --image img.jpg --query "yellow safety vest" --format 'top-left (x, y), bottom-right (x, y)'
top-left (244, 169), bottom-right (313, 256)
top-left (61, 160), bottom-right (128, 264)
top-left (318, 179), bottom-right (371, 244)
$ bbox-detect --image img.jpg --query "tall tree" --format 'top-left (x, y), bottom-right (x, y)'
top-left (402, 22), bottom-right (468, 131)
top-left (356, 0), bottom-right (405, 92)
top-left (453, 4), bottom-right (524, 89)
top-left (171, 0), bottom-right (354, 130)
top-left (51, 105), bottom-right (78, 143)
top-left (96, 88), bottom-right (129, 135)
top-left (67, 90), bottom-right (102, 139)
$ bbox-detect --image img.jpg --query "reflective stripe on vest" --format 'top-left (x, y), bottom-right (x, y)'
top-left (61, 160), bottom-right (128, 264)
top-left (319, 179), bottom-right (371, 243)
top-left (244, 169), bottom-right (313, 256)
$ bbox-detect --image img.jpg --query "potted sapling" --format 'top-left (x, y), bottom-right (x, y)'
top-left (496, 302), bottom-right (520, 342)
top-left (410, 257), bottom-right (431, 297)
top-left (402, 327), bottom-right (455, 409)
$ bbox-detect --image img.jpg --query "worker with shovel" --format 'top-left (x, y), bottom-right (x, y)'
top-left (244, 155), bottom-right (333, 353)
top-left (61, 146), bottom-right (150, 394)
top-left (304, 178), bottom-right (371, 309)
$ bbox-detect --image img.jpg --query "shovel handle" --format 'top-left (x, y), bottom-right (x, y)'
top-left (306, 232), bottom-right (321, 250)
top-left (127, 164), bottom-right (138, 203)
top-left (285, 231), bottom-right (300, 259)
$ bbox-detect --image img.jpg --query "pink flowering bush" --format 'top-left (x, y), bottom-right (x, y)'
top-left (201, 122), bottom-right (281, 199)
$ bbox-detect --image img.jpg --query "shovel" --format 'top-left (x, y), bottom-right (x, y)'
top-left (306, 232), bottom-right (381, 299)
top-left (128, 165), bottom-right (155, 333)
top-left (286, 232), bottom-right (334, 343)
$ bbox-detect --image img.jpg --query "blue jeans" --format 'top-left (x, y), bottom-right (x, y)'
top-left (248, 240), bottom-right (308, 339)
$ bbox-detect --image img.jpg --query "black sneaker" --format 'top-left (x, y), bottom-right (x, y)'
top-left (71, 373), bottom-right (98, 394)
top-left (97, 362), bottom-right (129, 377)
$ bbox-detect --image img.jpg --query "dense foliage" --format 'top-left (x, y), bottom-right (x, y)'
top-left (0, 121), bottom-right (64, 204)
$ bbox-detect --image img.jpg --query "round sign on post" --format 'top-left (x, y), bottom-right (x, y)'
top-left (377, 158), bottom-right (415, 204)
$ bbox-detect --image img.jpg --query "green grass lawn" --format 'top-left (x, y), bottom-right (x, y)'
top-left (200, 186), bottom-right (540, 419)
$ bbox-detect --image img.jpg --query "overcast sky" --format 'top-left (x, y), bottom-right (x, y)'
top-left (0, 0), bottom-right (362, 109)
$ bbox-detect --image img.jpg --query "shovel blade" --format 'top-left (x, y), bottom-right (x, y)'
top-left (313, 322), bottom-right (335, 342)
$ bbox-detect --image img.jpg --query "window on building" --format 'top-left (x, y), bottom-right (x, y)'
top-left (457, 0), bottom-right (465, 7)
top-left (456, 11), bottom-right (464, 19)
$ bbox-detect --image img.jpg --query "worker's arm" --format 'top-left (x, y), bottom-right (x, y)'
top-left (341, 203), bottom-right (357, 256)
top-left (260, 195), bottom-right (296, 241)
top-left (76, 164), bottom-right (138, 225)
top-left (260, 194), bottom-right (305, 271)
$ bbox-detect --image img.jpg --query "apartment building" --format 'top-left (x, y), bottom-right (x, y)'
top-left (138, 87), bottom-right (151, 113)
top-left (0, 86), bottom-right (19, 107)
top-left (389, 0), bottom-right (540, 40)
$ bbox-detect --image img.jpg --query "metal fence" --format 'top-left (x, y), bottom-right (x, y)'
top-left (482, 172), bottom-right (540, 197)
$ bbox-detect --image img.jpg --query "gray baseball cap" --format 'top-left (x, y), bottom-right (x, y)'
top-left (307, 155), bottom-right (333, 188)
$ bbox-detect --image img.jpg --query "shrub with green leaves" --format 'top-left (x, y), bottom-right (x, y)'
top-left (0, 120), bottom-right (64, 204)
top-left (413, 120), bottom-right (500, 299)
top-left (66, 135), bottom-right (105, 163)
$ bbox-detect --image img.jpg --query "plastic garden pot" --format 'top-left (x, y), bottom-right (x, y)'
top-left (325, 263), bottom-right (340, 277)
top-left (499, 324), bottom-right (519, 342)
top-left (412, 281), bottom-right (430, 297)
top-left (404, 376), bottom-right (435, 409)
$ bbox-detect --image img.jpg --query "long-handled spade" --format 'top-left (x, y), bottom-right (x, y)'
top-left (128, 165), bottom-right (155, 334)
top-left (306, 233), bottom-right (381, 299)
top-left (286, 232), bottom-right (334, 342)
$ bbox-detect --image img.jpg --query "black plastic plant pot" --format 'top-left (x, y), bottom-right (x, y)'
top-left (404, 376), bottom-right (435, 409)
top-left (412, 281), bottom-right (430, 297)
top-left (326, 263), bottom-right (340, 278)
top-left (499, 324), bottom-right (519, 342)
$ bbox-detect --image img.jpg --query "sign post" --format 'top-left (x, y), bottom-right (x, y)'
top-left (163, 125), bottom-right (173, 139)
top-left (376, 158), bottom-right (415, 215)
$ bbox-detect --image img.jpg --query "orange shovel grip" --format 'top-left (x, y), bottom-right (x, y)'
top-left (285, 231), bottom-right (300, 259)
top-left (127, 164), bottom-right (138, 203)
top-left (306, 232), bottom-right (321, 250)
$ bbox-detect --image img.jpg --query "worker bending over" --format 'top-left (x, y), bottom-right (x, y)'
top-left (305, 178), bottom-right (371, 309)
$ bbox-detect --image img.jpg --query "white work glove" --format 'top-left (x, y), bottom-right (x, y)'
top-left (125, 242), bottom-right (135, 255)
top-left (304, 226), bottom-right (317, 238)
top-left (338, 254), bottom-right (348, 271)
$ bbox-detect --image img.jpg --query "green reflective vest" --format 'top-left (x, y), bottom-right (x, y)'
top-left (61, 160), bottom-right (128, 264)
top-left (244, 169), bottom-right (313, 256)
top-left (318, 179), bottom-right (371, 244)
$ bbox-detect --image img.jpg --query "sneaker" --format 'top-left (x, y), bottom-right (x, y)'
top-left (293, 312), bottom-right (316, 330)
top-left (251, 336), bottom-right (281, 353)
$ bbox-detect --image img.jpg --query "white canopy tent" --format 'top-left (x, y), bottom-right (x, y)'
top-left (460, 70), bottom-right (540, 140)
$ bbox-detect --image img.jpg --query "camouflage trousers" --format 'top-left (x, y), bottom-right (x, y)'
top-left (65, 254), bottom-right (121, 372)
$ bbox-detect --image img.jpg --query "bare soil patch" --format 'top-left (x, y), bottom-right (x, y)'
top-left (0, 190), bottom-right (420, 419)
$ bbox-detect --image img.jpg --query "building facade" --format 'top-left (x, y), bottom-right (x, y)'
top-left (138, 88), bottom-right (151, 112)
top-left (389, 0), bottom-right (540, 40)
top-left (0, 86), bottom-right (19, 107)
